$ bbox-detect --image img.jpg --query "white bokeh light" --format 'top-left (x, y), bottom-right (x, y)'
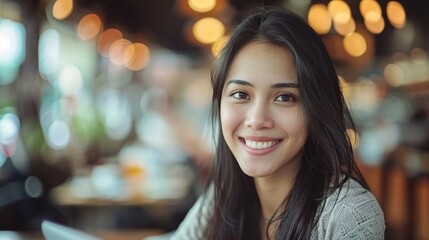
top-left (38, 29), bottom-right (60, 81)
top-left (58, 65), bottom-right (83, 94)
top-left (0, 113), bottom-right (20, 145)
top-left (0, 19), bottom-right (25, 66)
top-left (97, 88), bottom-right (132, 140)
top-left (47, 120), bottom-right (70, 149)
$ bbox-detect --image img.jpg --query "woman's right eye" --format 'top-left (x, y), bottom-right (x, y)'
top-left (231, 91), bottom-right (249, 100)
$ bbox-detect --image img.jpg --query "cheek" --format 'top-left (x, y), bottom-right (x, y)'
top-left (294, 111), bottom-right (308, 139)
top-left (220, 102), bottom-right (242, 135)
top-left (279, 109), bottom-right (308, 137)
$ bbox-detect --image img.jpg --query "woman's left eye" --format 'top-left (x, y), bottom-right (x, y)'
top-left (275, 94), bottom-right (296, 102)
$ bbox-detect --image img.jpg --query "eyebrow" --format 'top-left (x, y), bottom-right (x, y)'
top-left (226, 79), bottom-right (298, 88)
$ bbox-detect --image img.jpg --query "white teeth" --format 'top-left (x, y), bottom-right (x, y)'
top-left (245, 139), bottom-right (278, 149)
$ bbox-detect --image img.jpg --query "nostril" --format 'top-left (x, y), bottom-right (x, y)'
top-left (244, 118), bottom-right (274, 129)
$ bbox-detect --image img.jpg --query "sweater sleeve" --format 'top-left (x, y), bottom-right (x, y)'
top-left (314, 180), bottom-right (386, 240)
top-left (170, 186), bottom-right (214, 240)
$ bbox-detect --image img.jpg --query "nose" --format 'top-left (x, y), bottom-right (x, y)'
top-left (244, 102), bottom-right (274, 129)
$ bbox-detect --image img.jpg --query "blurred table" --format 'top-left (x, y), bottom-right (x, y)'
top-left (0, 229), bottom-right (164, 240)
top-left (47, 176), bottom-right (195, 231)
top-left (50, 180), bottom-right (188, 207)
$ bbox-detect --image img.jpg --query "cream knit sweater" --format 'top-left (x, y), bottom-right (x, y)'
top-left (171, 178), bottom-right (385, 239)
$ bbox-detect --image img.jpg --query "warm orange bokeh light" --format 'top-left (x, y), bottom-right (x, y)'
top-left (77, 14), bottom-right (103, 40)
top-left (188, 0), bottom-right (216, 13)
top-left (124, 43), bottom-right (151, 71)
top-left (387, 1), bottom-right (406, 29)
top-left (328, 0), bottom-right (351, 25)
top-left (192, 17), bottom-right (225, 44)
top-left (365, 16), bottom-right (385, 34)
top-left (334, 17), bottom-right (356, 36)
top-left (98, 28), bottom-right (123, 57)
top-left (52, 0), bottom-right (73, 20)
top-left (360, 0), bottom-right (382, 20)
top-left (109, 39), bottom-right (132, 66)
top-left (308, 4), bottom-right (332, 35)
top-left (343, 32), bottom-right (367, 57)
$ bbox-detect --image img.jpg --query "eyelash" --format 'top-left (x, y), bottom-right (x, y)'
top-left (230, 91), bottom-right (297, 102)
top-left (231, 91), bottom-right (249, 100)
top-left (275, 93), bottom-right (297, 102)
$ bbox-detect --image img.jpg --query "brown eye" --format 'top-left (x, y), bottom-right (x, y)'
top-left (275, 93), bottom-right (296, 102)
top-left (231, 91), bottom-right (249, 100)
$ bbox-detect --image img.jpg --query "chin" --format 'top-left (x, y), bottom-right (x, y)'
top-left (240, 166), bottom-right (271, 178)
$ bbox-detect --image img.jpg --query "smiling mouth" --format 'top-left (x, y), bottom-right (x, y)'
top-left (240, 138), bottom-right (282, 150)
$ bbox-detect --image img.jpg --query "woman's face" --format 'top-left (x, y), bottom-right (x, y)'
top-left (220, 42), bottom-right (308, 179)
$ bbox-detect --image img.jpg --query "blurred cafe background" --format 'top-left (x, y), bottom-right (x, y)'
top-left (0, 0), bottom-right (428, 239)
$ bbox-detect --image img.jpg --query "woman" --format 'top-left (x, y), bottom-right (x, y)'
top-left (171, 6), bottom-right (385, 240)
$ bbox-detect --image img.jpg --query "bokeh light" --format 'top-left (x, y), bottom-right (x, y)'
top-left (343, 32), bottom-right (367, 57)
top-left (192, 17), bottom-right (225, 44)
top-left (384, 63), bottom-right (404, 87)
top-left (124, 43), bottom-right (151, 71)
top-left (0, 112), bottom-right (20, 145)
top-left (365, 15), bottom-right (385, 34)
top-left (52, 0), bottom-right (73, 20)
top-left (188, 0), bottom-right (216, 13)
top-left (47, 120), bottom-right (70, 149)
top-left (0, 19), bottom-right (26, 85)
top-left (387, 1), bottom-right (406, 29)
top-left (328, 0), bottom-right (351, 25)
top-left (109, 39), bottom-right (132, 66)
top-left (0, 20), bottom-right (24, 64)
top-left (57, 65), bottom-right (84, 94)
top-left (360, 0), bottom-right (382, 21)
top-left (308, 4), bottom-right (332, 35)
top-left (334, 17), bottom-right (355, 36)
top-left (98, 28), bottom-right (123, 57)
top-left (354, 77), bottom-right (379, 109)
top-left (38, 29), bottom-right (60, 81)
top-left (77, 14), bottom-right (103, 40)
top-left (97, 88), bottom-right (132, 140)
top-left (24, 176), bottom-right (43, 198)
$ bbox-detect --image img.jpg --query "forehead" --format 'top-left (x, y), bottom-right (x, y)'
top-left (226, 42), bottom-right (297, 84)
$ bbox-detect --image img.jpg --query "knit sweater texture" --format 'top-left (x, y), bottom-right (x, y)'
top-left (171, 178), bottom-right (385, 239)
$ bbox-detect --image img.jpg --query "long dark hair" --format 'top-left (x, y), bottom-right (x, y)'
top-left (204, 7), bottom-right (368, 240)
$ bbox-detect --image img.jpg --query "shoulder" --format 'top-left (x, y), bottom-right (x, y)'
top-left (170, 185), bottom-right (214, 240)
top-left (312, 178), bottom-right (385, 240)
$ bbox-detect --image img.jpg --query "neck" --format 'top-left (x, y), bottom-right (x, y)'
top-left (255, 175), bottom-right (294, 220)
top-left (254, 153), bottom-right (302, 220)
top-left (257, 176), bottom-right (293, 240)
